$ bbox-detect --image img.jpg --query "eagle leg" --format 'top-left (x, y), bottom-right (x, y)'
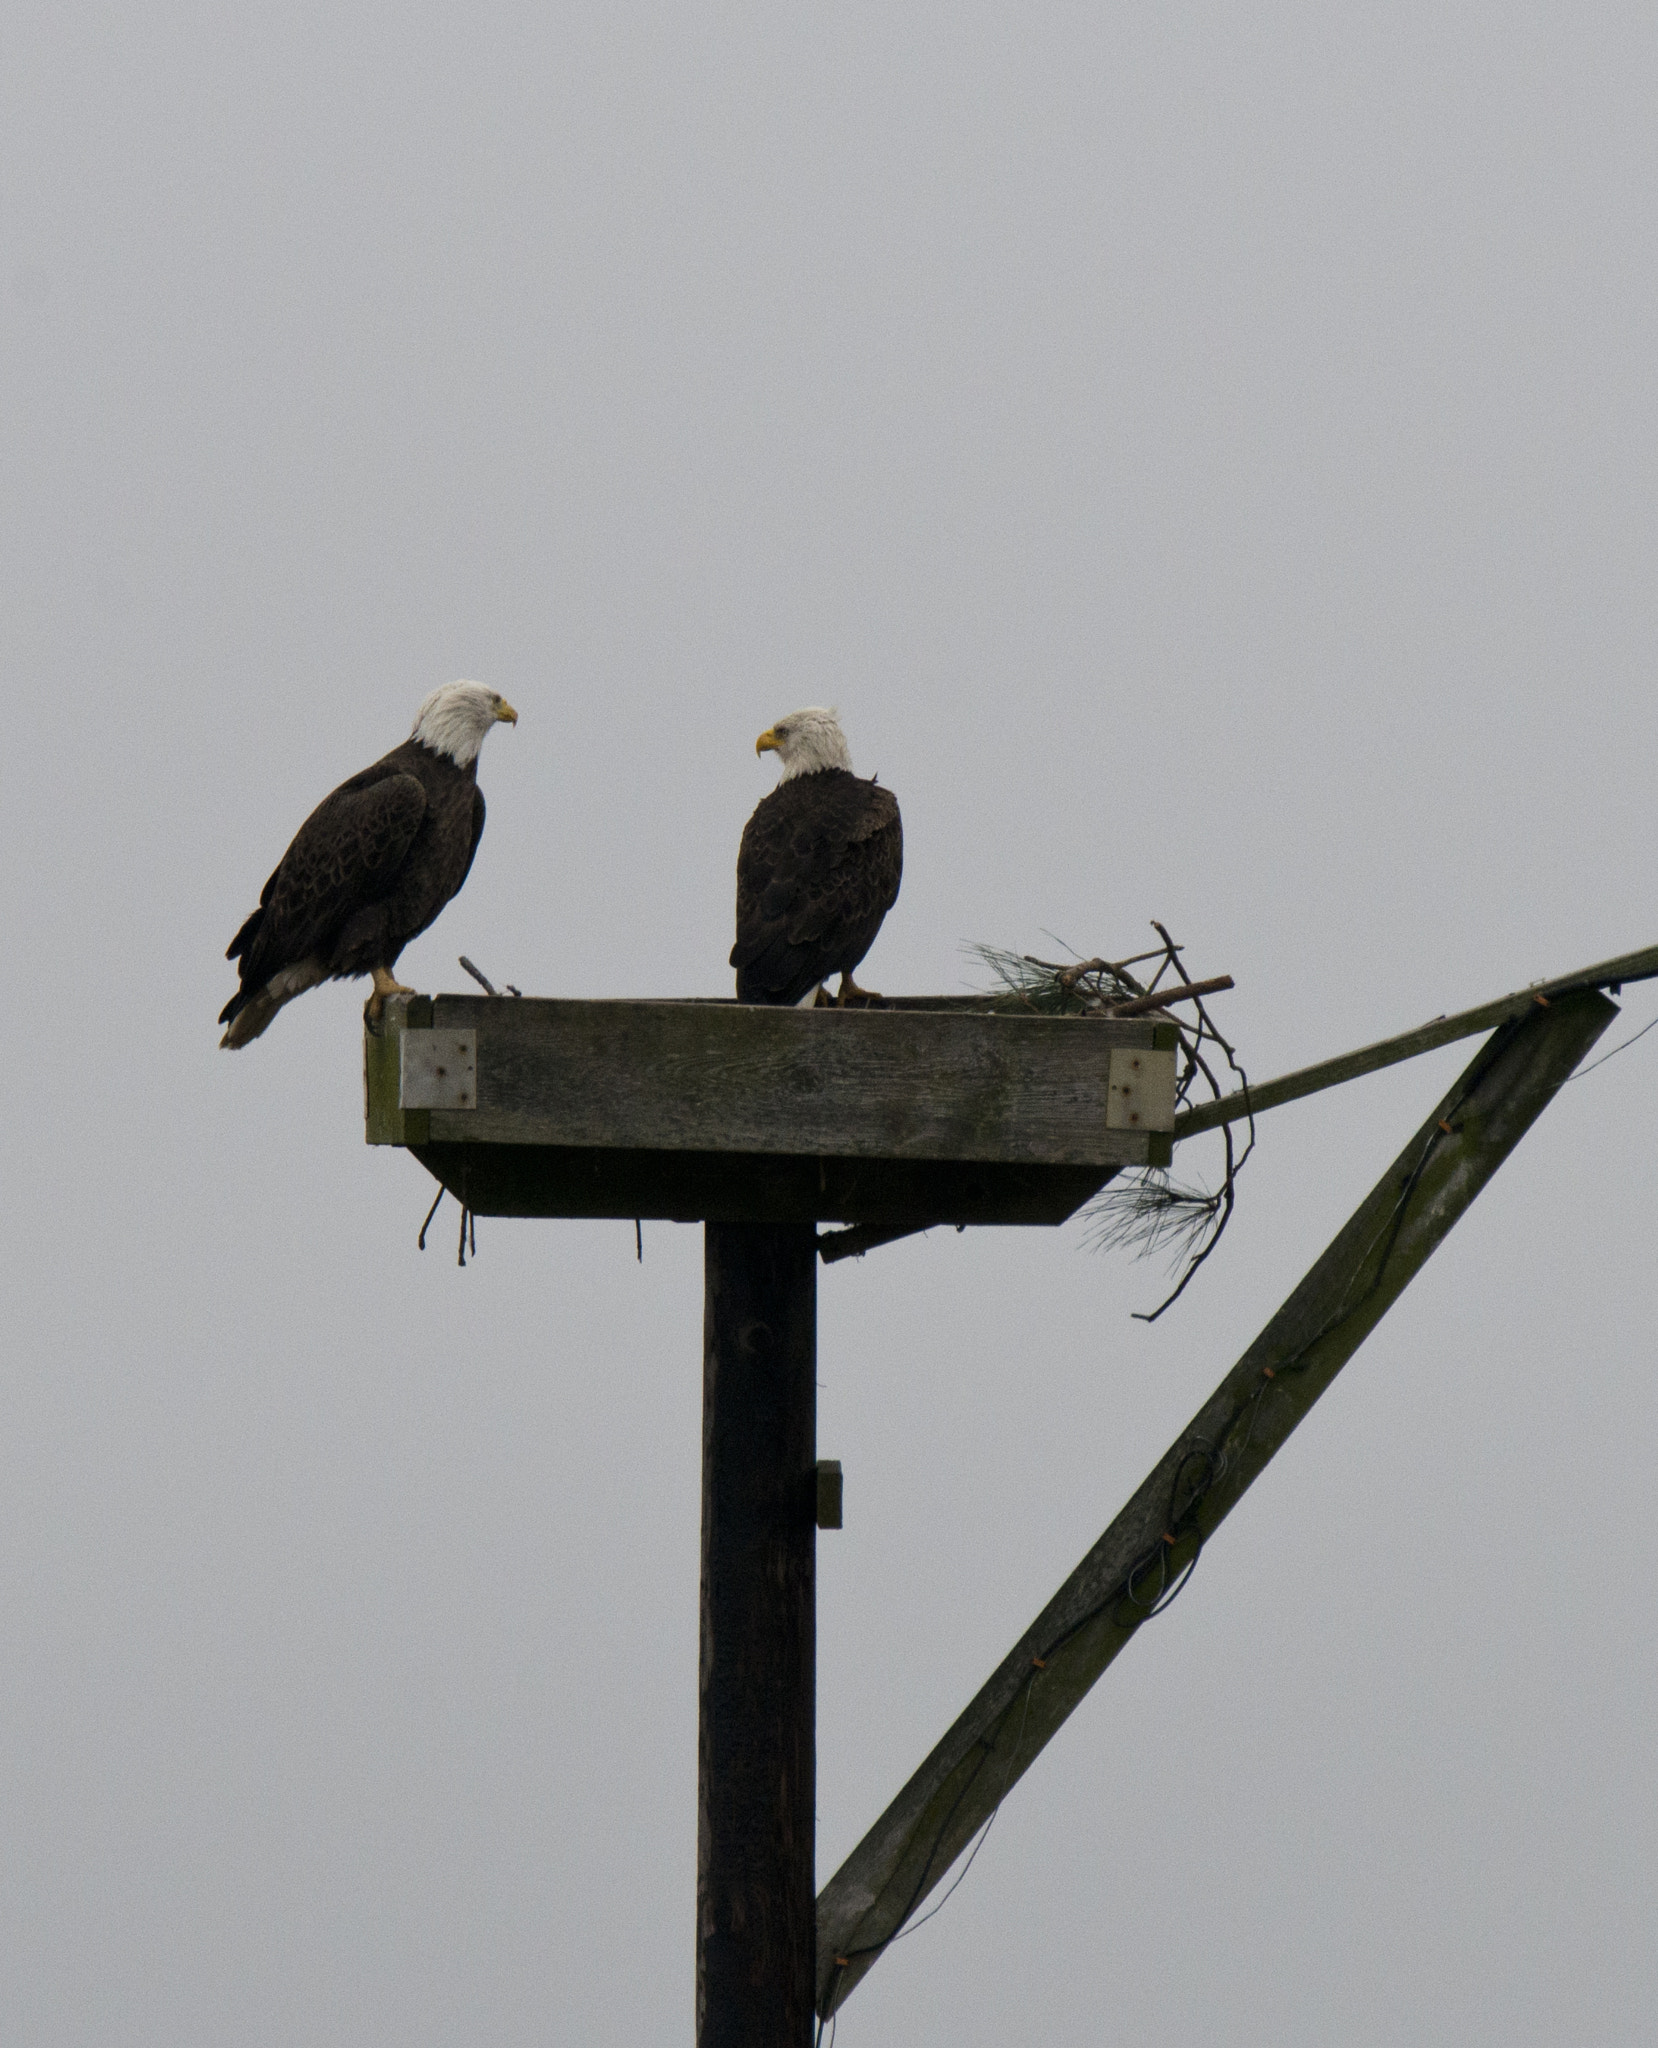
top-left (365, 964), bottom-right (420, 1023)
top-left (836, 973), bottom-right (882, 1007)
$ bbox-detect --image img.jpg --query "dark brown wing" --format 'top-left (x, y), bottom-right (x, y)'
top-left (220, 766), bottom-right (427, 1023)
top-left (453, 784), bottom-right (486, 898)
top-left (731, 770), bottom-right (902, 1004)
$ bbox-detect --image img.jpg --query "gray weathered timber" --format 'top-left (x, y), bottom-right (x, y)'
top-left (1176, 939), bottom-right (1658, 1140)
top-left (363, 994), bottom-right (431, 1146)
top-left (374, 995), bottom-right (1175, 1164)
top-left (700, 1225), bottom-right (817, 2048)
top-left (365, 995), bottom-right (1175, 1224)
top-left (814, 990), bottom-right (1615, 2021)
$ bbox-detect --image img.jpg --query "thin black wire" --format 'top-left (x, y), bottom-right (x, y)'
top-left (816, 1677), bottom-right (1039, 2030)
top-left (819, 1420), bottom-right (1215, 2014)
top-left (816, 1747), bottom-right (994, 2019)
top-left (416, 1186), bottom-right (475, 1262)
top-left (890, 1675), bottom-right (1039, 1945)
top-left (416, 1184), bottom-right (475, 1264)
top-left (1568, 1011), bottom-right (1658, 1080)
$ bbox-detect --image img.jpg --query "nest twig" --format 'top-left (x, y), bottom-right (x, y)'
top-left (970, 924), bottom-right (1254, 1319)
top-left (970, 943), bottom-right (1152, 1015)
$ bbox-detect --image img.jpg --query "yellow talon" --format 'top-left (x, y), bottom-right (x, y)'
top-left (365, 966), bottom-right (419, 1022)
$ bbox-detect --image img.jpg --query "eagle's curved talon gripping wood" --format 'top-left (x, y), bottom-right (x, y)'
top-left (365, 993), bottom-right (1179, 1228)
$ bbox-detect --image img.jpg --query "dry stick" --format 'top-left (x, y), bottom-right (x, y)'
top-left (1050, 950), bottom-right (1159, 993)
top-left (1105, 975), bottom-right (1234, 1020)
top-left (1130, 923), bottom-right (1253, 1318)
top-left (1131, 1021), bottom-right (1246, 1321)
top-left (458, 954), bottom-right (523, 998)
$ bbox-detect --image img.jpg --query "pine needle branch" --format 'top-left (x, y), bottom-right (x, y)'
top-left (971, 924), bottom-right (1255, 1318)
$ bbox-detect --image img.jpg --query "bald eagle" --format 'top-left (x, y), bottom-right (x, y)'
top-left (218, 681), bottom-right (518, 1048)
top-left (731, 708), bottom-right (902, 1006)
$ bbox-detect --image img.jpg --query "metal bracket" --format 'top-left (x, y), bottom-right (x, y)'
top-left (400, 1029), bottom-right (477, 1110)
top-left (1106, 1045), bottom-right (1176, 1133)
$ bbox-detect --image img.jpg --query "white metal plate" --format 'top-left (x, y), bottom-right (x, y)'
top-left (1106, 1045), bottom-right (1177, 1132)
top-left (401, 1029), bottom-right (477, 1110)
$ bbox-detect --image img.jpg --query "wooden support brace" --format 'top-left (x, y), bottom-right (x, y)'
top-left (814, 988), bottom-right (1616, 2022)
top-left (1177, 939), bottom-right (1658, 1140)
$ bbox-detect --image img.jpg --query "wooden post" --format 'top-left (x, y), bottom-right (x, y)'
top-left (699, 1223), bottom-right (818, 2046)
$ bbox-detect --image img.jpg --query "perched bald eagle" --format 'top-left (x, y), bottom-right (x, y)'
top-left (731, 707), bottom-right (903, 1006)
top-left (218, 681), bottom-right (518, 1048)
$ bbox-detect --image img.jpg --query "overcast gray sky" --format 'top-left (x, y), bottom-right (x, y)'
top-left (5, 4), bottom-right (1658, 2042)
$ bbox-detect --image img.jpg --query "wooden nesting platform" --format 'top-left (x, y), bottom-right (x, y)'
top-left (365, 993), bottom-right (1178, 1227)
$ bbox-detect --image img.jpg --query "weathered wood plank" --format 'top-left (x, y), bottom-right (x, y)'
top-left (814, 989), bottom-right (1616, 2021)
top-left (1176, 938), bottom-right (1658, 1140)
top-left (363, 995), bottom-right (430, 1145)
top-left (406, 996), bottom-right (1174, 1166)
top-left (368, 995), bottom-right (1173, 1221)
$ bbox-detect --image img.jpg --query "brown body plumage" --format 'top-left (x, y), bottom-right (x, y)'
top-left (731, 710), bottom-right (902, 1004)
top-left (219, 682), bottom-right (515, 1046)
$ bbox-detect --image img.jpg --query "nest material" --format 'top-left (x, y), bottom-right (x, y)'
top-left (1084, 1168), bottom-right (1228, 1270)
top-left (970, 943), bottom-right (1148, 1016)
top-left (969, 928), bottom-right (1254, 1320)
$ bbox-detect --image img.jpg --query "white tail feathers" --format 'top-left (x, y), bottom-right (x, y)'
top-left (219, 959), bottom-right (327, 1048)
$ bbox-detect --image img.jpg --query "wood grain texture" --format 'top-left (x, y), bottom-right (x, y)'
top-left (699, 1224), bottom-right (817, 2048)
top-left (1176, 938), bottom-right (1658, 1139)
top-left (363, 995), bottom-right (430, 1144)
top-left (368, 995), bottom-right (1171, 1221)
top-left (814, 991), bottom-right (1616, 2022)
top-left (410, 995), bottom-right (1171, 1165)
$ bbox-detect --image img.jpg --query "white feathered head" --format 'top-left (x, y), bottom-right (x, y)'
top-left (411, 681), bottom-right (518, 766)
top-left (754, 706), bottom-right (851, 780)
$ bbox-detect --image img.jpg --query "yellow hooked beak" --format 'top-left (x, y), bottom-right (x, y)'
top-left (755, 727), bottom-right (780, 756)
top-left (495, 700), bottom-right (519, 725)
